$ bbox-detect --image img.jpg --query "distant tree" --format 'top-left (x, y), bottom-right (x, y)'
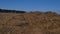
top-left (16, 11), bottom-right (26, 13)
top-left (0, 9), bottom-right (2, 11)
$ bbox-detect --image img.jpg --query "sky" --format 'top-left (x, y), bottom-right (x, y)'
top-left (0, 0), bottom-right (60, 13)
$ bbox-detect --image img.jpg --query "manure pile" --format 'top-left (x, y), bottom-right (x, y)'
top-left (0, 12), bottom-right (60, 34)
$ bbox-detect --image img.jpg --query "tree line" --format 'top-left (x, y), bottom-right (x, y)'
top-left (0, 9), bottom-right (26, 13)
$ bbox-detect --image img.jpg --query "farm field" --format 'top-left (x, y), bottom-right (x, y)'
top-left (0, 11), bottom-right (60, 34)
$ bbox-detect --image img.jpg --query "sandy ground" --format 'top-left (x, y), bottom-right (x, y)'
top-left (0, 12), bottom-right (60, 34)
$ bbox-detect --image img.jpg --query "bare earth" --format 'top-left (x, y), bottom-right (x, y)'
top-left (0, 12), bottom-right (60, 34)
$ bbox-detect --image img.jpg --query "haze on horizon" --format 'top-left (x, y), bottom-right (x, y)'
top-left (0, 0), bottom-right (60, 13)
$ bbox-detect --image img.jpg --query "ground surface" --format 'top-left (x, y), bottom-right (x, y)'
top-left (0, 12), bottom-right (60, 34)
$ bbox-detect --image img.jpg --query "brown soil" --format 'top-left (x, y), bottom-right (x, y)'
top-left (0, 12), bottom-right (60, 34)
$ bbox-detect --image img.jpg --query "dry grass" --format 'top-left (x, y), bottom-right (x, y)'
top-left (0, 12), bottom-right (60, 34)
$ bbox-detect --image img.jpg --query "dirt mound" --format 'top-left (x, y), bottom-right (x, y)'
top-left (0, 12), bottom-right (60, 34)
